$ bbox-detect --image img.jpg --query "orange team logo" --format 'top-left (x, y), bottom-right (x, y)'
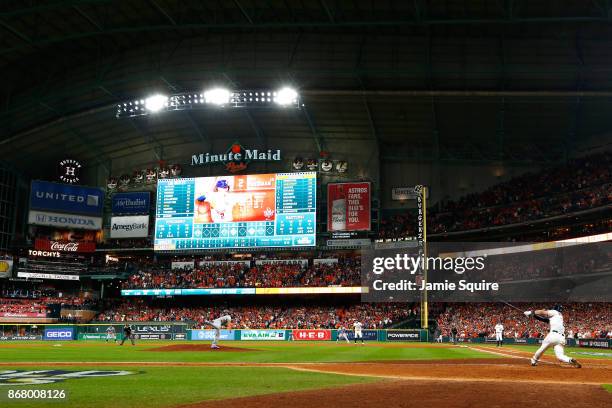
top-left (225, 143), bottom-right (248, 173)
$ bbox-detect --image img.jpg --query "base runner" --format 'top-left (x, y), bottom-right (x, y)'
top-left (523, 305), bottom-right (581, 368)
top-left (106, 326), bottom-right (117, 343)
top-left (203, 313), bottom-right (231, 349)
top-left (336, 326), bottom-right (350, 343)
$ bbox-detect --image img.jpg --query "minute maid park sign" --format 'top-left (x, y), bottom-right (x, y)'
top-left (191, 142), bottom-right (281, 173)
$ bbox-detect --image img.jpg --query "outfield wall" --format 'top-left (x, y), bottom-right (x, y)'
top-left (1, 324), bottom-right (610, 348)
top-left (0, 323), bottom-right (428, 343)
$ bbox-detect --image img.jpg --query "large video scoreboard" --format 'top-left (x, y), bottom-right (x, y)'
top-left (154, 172), bottom-right (316, 250)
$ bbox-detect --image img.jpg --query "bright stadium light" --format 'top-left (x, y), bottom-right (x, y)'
top-left (204, 87), bottom-right (231, 105)
top-left (145, 94), bottom-right (168, 112)
top-left (274, 87), bottom-right (298, 106)
top-left (116, 87), bottom-right (300, 118)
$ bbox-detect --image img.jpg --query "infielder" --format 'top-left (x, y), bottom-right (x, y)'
top-left (353, 320), bottom-right (364, 344)
top-left (203, 314), bottom-right (231, 349)
top-left (524, 305), bottom-right (581, 368)
top-left (106, 325), bottom-right (117, 343)
top-left (494, 321), bottom-right (504, 347)
top-left (336, 326), bottom-right (350, 343)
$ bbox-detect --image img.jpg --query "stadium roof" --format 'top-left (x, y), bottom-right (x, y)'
top-left (2, 0), bottom-right (612, 177)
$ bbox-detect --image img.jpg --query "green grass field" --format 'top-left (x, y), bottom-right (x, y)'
top-left (0, 341), bottom-right (609, 407)
top-left (0, 341), bottom-right (491, 363)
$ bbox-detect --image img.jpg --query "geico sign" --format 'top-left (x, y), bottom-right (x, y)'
top-left (28, 249), bottom-right (61, 258)
top-left (46, 331), bottom-right (72, 338)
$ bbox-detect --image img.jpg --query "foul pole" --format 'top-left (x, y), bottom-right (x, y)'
top-left (418, 185), bottom-right (428, 329)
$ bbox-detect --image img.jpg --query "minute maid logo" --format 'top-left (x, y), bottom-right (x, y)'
top-left (0, 370), bottom-right (136, 386)
top-left (0, 261), bottom-right (10, 273)
top-left (191, 142), bottom-right (281, 173)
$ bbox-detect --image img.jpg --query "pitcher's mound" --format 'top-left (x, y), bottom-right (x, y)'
top-left (143, 344), bottom-right (256, 352)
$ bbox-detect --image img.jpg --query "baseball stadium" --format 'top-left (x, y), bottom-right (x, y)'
top-left (0, 1), bottom-right (611, 407)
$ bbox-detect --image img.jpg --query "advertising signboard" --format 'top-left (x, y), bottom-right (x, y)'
top-left (30, 181), bottom-right (104, 216)
top-left (327, 182), bottom-right (371, 232)
top-left (109, 216), bottom-right (150, 238)
top-left (240, 330), bottom-right (286, 341)
top-left (112, 192), bottom-right (150, 214)
top-left (386, 330), bottom-right (421, 341)
top-left (190, 330), bottom-right (236, 341)
top-left (28, 210), bottom-right (102, 230)
top-left (44, 327), bottom-right (75, 341)
top-left (292, 329), bottom-right (331, 341)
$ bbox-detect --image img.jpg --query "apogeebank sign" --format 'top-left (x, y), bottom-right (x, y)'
top-left (44, 327), bottom-right (75, 340)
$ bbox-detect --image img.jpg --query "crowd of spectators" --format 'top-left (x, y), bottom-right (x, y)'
top-left (0, 298), bottom-right (50, 315)
top-left (436, 303), bottom-right (612, 340)
top-left (122, 260), bottom-right (361, 289)
top-left (95, 300), bottom-right (416, 329)
top-left (379, 152), bottom-right (611, 238)
top-left (0, 295), bottom-right (98, 315)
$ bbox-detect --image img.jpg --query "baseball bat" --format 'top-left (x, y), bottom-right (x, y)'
top-left (500, 300), bottom-right (524, 313)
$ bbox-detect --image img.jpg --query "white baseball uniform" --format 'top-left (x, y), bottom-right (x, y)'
top-left (106, 326), bottom-right (116, 342)
top-left (532, 310), bottom-right (572, 364)
top-left (337, 327), bottom-right (349, 343)
top-left (353, 321), bottom-right (363, 342)
top-left (205, 314), bottom-right (231, 347)
top-left (494, 323), bottom-right (504, 341)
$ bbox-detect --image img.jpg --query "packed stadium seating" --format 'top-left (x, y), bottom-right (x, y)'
top-left (436, 303), bottom-right (612, 340)
top-left (380, 152), bottom-right (611, 239)
top-left (121, 260), bottom-right (361, 289)
top-left (94, 300), bottom-right (417, 329)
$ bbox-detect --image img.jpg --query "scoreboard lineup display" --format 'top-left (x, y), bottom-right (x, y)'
top-left (154, 172), bottom-right (316, 250)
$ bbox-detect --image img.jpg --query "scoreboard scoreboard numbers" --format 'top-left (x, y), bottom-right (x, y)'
top-left (154, 172), bottom-right (316, 250)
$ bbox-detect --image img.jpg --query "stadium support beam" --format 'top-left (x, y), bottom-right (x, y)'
top-left (320, 0), bottom-right (335, 23)
top-left (496, 33), bottom-right (507, 160)
top-left (426, 29), bottom-right (440, 161)
top-left (128, 119), bottom-right (163, 162)
top-left (149, 0), bottom-right (177, 26)
top-left (567, 32), bottom-right (585, 161)
top-left (302, 106), bottom-right (325, 153)
top-left (99, 85), bottom-right (164, 162)
top-left (0, 19), bottom-right (33, 45)
top-left (37, 101), bottom-right (110, 172)
top-left (233, 0), bottom-right (254, 24)
top-left (159, 76), bottom-right (211, 150)
top-left (221, 73), bottom-right (267, 148)
top-left (7, 15), bottom-right (612, 57)
top-left (72, 5), bottom-right (103, 30)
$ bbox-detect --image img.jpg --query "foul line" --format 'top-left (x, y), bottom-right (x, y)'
top-left (283, 365), bottom-right (607, 386)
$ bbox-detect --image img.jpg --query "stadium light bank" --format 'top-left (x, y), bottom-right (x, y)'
top-left (116, 86), bottom-right (300, 118)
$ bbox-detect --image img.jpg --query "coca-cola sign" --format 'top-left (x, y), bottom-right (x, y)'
top-left (34, 238), bottom-right (96, 253)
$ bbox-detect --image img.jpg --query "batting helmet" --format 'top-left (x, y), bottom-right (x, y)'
top-left (552, 304), bottom-right (563, 313)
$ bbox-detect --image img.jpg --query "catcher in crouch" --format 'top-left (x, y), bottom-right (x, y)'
top-left (523, 305), bottom-right (581, 368)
